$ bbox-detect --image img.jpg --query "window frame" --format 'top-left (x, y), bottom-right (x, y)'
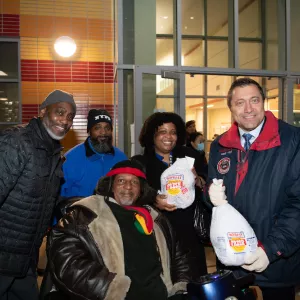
top-left (0, 37), bottom-right (21, 125)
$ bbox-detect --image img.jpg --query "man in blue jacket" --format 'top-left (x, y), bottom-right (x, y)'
top-left (208, 78), bottom-right (300, 300)
top-left (61, 109), bottom-right (127, 197)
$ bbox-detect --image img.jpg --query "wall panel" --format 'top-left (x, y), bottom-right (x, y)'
top-left (0, 0), bottom-right (115, 150)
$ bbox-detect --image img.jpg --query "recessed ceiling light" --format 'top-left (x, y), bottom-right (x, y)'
top-left (190, 16), bottom-right (194, 20)
top-left (162, 16), bottom-right (168, 19)
top-left (0, 97), bottom-right (8, 101)
top-left (0, 71), bottom-right (8, 76)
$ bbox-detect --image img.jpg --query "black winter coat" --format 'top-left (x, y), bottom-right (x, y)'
top-left (132, 146), bottom-right (208, 280)
top-left (208, 111), bottom-right (300, 287)
top-left (0, 118), bottom-right (63, 277)
top-left (185, 145), bottom-right (208, 180)
top-left (40, 196), bottom-right (191, 300)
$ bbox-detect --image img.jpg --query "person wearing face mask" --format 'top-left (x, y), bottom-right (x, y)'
top-left (187, 132), bottom-right (208, 180)
top-left (0, 90), bottom-right (76, 300)
top-left (132, 112), bottom-right (207, 281)
top-left (185, 120), bottom-right (196, 147)
top-left (40, 160), bottom-right (191, 300)
top-left (60, 109), bottom-right (127, 198)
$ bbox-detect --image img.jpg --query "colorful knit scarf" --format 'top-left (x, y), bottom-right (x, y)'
top-left (124, 206), bottom-right (153, 235)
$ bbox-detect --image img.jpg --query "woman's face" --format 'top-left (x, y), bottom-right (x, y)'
top-left (154, 122), bottom-right (177, 155)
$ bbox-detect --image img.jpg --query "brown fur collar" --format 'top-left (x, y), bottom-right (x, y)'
top-left (73, 195), bottom-right (186, 297)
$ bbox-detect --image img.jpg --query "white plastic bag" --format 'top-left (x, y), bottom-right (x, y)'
top-left (210, 203), bottom-right (257, 266)
top-left (160, 156), bottom-right (195, 209)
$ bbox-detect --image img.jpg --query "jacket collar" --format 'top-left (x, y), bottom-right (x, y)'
top-left (84, 137), bottom-right (115, 157)
top-left (72, 195), bottom-right (159, 221)
top-left (219, 111), bottom-right (281, 151)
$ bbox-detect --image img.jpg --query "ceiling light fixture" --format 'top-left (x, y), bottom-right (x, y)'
top-left (54, 36), bottom-right (77, 58)
top-left (0, 71), bottom-right (8, 76)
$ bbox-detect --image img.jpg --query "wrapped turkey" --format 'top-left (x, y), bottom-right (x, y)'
top-left (210, 202), bottom-right (257, 266)
top-left (160, 156), bottom-right (195, 209)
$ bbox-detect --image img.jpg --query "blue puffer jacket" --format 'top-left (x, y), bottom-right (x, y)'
top-left (208, 111), bottom-right (300, 287)
top-left (61, 138), bottom-right (127, 197)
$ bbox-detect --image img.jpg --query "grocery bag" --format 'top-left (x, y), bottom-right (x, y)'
top-left (210, 203), bottom-right (257, 266)
top-left (160, 156), bottom-right (195, 209)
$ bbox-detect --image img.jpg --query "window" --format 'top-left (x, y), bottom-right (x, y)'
top-left (0, 40), bottom-right (20, 126)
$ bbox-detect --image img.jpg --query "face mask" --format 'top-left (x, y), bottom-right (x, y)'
top-left (197, 143), bottom-right (204, 151)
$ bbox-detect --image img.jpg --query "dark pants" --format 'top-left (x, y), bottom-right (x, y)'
top-left (0, 269), bottom-right (38, 300)
top-left (260, 286), bottom-right (295, 300)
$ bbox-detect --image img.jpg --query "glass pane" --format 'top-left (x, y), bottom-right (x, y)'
top-left (293, 83), bottom-right (300, 127)
top-left (185, 98), bottom-right (204, 133)
top-left (156, 0), bottom-right (174, 35)
top-left (236, 75), bottom-right (263, 85)
top-left (239, 42), bottom-right (261, 69)
top-left (185, 74), bottom-right (204, 96)
top-left (182, 0), bottom-right (204, 35)
top-left (207, 97), bottom-right (230, 140)
top-left (182, 39), bottom-right (204, 67)
top-left (239, 0), bottom-right (261, 38)
top-left (0, 83), bottom-right (19, 123)
top-left (156, 98), bottom-right (174, 112)
top-left (207, 75), bottom-right (232, 97)
top-left (207, 0), bottom-right (228, 37)
top-left (265, 0), bottom-right (285, 71)
top-left (0, 43), bottom-right (18, 80)
top-left (207, 40), bottom-right (228, 68)
top-left (142, 74), bottom-right (175, 122)
top-left (265, 78), bottom-right (279, 118)
top-left (156, 38), bottom-right (174, 66)
top-left (290, 0), bottom-right (300, 72)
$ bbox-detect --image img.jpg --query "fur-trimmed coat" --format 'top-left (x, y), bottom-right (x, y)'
top-left (42, 195), bottom-right (191, 300)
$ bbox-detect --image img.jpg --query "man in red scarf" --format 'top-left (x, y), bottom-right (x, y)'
top-left (41, 160), bottom-right (191, 300)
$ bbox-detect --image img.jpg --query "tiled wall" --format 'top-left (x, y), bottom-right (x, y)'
top-left (0, 0), bottom-right (114, 150)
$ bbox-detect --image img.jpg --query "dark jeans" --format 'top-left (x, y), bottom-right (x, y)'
top-left (0, 269), bottom-right (38, 300)
top-left (260, 286), bottom-right (295, 300)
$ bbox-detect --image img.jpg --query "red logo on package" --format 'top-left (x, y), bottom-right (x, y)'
top-left (227, 232), bottom-right (247, 252)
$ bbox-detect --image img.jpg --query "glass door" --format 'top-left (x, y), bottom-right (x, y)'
top-left (293, 79), bottom-right (300, 127)
top-left (133, 66), bottom-right (183, 156)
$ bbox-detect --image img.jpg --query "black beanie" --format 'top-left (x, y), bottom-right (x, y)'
top-left (87, 109), bottom-right (113, 132)
top-left (106, 160), bottom-right (146, 179)
top-left (40, 90), bottom-right (76, 113)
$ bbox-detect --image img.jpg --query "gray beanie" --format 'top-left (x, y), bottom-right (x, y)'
top-left (40, 90), bottom-right (76, 113)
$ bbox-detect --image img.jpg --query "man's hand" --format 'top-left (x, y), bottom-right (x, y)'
top-left (208, 178), bottom-right (228, 206)
top-left (242, 247), bottom-right (270, 272)
top-left (155, 194), bottom-right (177, 211)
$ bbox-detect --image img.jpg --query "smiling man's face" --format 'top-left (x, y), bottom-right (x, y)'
top-left (230, 84), bottom-right (265, 132)
top-left (112, 173), bottom-right (141, 206)
top-left (40, 102), bottom-right (75, 140)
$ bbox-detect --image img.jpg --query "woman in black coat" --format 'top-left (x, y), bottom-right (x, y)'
top-left (132, 112), bottom-right (207, 281)
top-left (186, 131), bottom-right (208, 180)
